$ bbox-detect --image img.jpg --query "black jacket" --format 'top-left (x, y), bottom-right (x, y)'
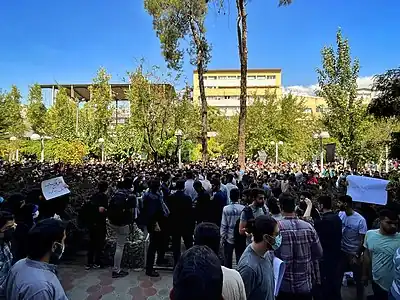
top-left (167, 190), bottom-right (194, 231)
top-left (314, 211), bottom-right (342, 260)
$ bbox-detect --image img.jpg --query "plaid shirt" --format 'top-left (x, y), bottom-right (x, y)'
top-left (0, 242), bottom-right (13, 296)
top-left (274, 217), bottom-right (323, 294)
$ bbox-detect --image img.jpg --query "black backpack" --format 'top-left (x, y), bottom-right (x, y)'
top-left (108, 191), bottom-right (129, 225)
top-left (234, 205), bottom-right (268, 245)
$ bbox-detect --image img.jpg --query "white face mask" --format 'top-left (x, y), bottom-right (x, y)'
top-left (33, 210), bottom-right (39, 219)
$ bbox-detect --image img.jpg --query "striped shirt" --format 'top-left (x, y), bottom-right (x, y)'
top-left (274, 217), bottom-right (323, 294)
top-left (221, 203), bottom-right (245, 244)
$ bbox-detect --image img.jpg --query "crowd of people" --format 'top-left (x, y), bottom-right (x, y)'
top-left (0, 159), bottom-right (399, 300)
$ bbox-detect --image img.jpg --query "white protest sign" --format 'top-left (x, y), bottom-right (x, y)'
top-left (346, 175), bottom-right (389, 206)
top-left (41, 177), bottom-right (70, 200)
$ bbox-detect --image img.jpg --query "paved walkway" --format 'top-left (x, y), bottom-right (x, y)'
top-left (59, 265), bottom-right (173, 300)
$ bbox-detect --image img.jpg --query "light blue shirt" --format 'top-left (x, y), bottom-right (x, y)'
top-left (5, 258), bottom-right (68, 300)
top-left (339, 211), bottom-right (368, 254)
top-left (364, 230), bottom-right (400, 291)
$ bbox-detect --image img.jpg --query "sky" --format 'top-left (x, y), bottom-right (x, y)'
top-left (0, 0), bottom-right (399, 102)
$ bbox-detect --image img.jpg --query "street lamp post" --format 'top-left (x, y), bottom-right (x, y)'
top-left (270, 141), bottom-right (283, 165)
top-left (175, 129), bottom-right (183, 169)
top-left (313, 131), bottom-right (330, 173)
top-left (30, 133), bottom-right (48, 163)
top-left (98, 138), bottom-right (105, 163)
top-left (9, 136), bottom-right (18, 162)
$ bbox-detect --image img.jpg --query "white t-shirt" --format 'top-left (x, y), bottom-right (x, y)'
top-left (221, 266), bottom-right (246, 300)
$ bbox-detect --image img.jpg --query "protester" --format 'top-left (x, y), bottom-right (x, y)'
top-left (275, 192), bottom-right (323, 300)
top-left (221, 188), bottom-right (245, 268)
top-left (390, 247), bottom-right (400, 300)
top-left (171, 245), bottom-right (223, 300)
top-left (363, 209), bottom-right (400, 299)
top-left (4, 218), bottom-right (68, 300)
top-left (168, 179), bottom-right (194, 266)
top-left (184, 171), bottom-right (197, 201)
top-left (225, 173), bottom-right (238, 204)
top-left (237, 215), bottom-right (278, 300)
top-left (194, 222), bottom-right (246, 300)
top-left (338, 195), bottom-right (368, 300)
top-left (193, 180), bottom-right (211, 223)
top-left (314, 195), bottom-right (342, 300)
top-left (0, 211), bottom-right (15, 296)
top-left (210, 177), bottom-right (228, 227)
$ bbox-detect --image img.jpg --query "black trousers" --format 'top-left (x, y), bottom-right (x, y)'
top-left (223, 241), bottom-right (242, 269)
top-left (87, 224), bottom-right (106, 265)
top-left (172, 231), bottom-right (193, 266)
top-left (146, 231), bottom-right (163, 272)
top-left (320, 258), bottom-right (342, 300)
top-left (372, 281), bottom-right (388, 300)
top-left (277, 292), bottom-right (312, 300)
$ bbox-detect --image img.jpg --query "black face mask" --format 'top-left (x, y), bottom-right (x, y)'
top-left (2, 228), bottom-right (15, 243)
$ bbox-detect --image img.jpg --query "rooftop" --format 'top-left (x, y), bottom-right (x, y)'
top-left (194, 68), bottom-right (282, 74)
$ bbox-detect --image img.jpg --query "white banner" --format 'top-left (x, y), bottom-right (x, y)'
top-left (346, 175), bottom-right (389, 206)
top-left (41, 177), bottom-right (70, 200)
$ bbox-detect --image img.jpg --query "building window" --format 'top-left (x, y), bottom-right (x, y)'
top-left (304, 108), bottom-right (313, 113)
top-left (316, 107), bottom-right (325, 113)
top-left (218, 76), bottom-right (227, 80)
top-left (248, 76), bottom-right (256, 80)
top-left (267, 75), bottom-right (276, 80)
top-left (257, 75), bottom-right (266, 80)
top-left (228, 76), bottom-right (236, 79)
top-left (224, 96), bottom-right (230, 99)
top-left (208, 76), bottom-right (217, 80)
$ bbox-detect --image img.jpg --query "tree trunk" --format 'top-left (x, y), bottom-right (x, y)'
top-left (237, 0), bottom-right (248, 170)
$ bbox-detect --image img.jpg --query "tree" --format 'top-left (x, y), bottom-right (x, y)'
top-left (46, 88), bottom-right (77, 141)
top-left (86, 68), bottom-right (113, 146)
top-left (27, 84), bottom-right (47, 135)
top-left (0, 90), bottom-right (8, 136)
top-left (144, 0), bottom-right (211, 165)
top-left (2, 85), bottom-right (25, 137)
top-left (368, 67), bottom-right (400, 118)
top-left (317, 29), bottom-right (366, 166)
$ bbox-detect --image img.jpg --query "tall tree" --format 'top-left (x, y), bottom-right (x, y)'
top-left (27, 84), bottom-right (47, 135)
top-left (3, 85), bottom-right (25, 137)
top-left (0, 90), bottom-right (8, 136)
top-left (232, 0), bottom-right (292, 169)
top-left (46, 88), bottom-right (77, 141)
top-left (317, 29), bottom-right (366, 166)
top-left (144, 0), bottom-right (211, 165)
top-left (86, 68), bottom-right (113, 145)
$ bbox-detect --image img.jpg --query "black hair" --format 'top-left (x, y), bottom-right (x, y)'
top-left (318, 195), bottom-right (332, 210)
top-left (27, 218), bottom-right (67, 260)
top-left (230, 189), bottom-right (240, 203)
top-left (98, 181), bottom-right (108, 193)
top-left (249, 188), bottom-right (265, 200)
top-left (186, 171), bottom-right (194, 180)
top-left (123, 177), bottom-right (133, 189)
top-left (176, 179), bottom-right (185, 191)
top-left (149, 178), bottom-right (160, 192)
top-left (339, 195), bottom-right (353, 206)
top-left (194, 222), bottom-right (220, 255)
top-left (379, 209), bottom-right (399, 221)
top-left (279, 192), bottom-right (296, 213)
top-left (172, 245), bottom-right (223, 300)
top-left (252, 215), bottom-right (277, 243)
top-left (0, 211), bottom-right (14, 229)
top-left (226, 174), bottom-right (234, 183)
top-left (267, 198), bottom-right (281, 215)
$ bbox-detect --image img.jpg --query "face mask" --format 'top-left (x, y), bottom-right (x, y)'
top-left (52, 242), bottom-right (65, 260)
top-left (271, 233), bottom-right (282, 250)
top-left (33, 210), bottom-right (39, 219)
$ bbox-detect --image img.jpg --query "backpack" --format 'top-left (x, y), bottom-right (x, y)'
top-left (108, 191), bottom-right (129, 225)
top-left (234, 205), bottom-right (268, 245)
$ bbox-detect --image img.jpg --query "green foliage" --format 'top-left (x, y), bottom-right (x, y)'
top-left (105, 124), bottom-right (144, 161)
top-left (317, 29), bottom-right (366, 164)
top-left (46, 88), bottom-right (77, 141)
top-left (27, 84), bottom-right (47, 135)
top-left (1, 85), bottom-right (25, 137)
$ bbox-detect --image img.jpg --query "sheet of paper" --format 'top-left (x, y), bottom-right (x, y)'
top-left (346, 175), bottom-right (389, 205)
top-left (273, 256), bottom-right (286, 296)
top-left (41, 176), bottom-right (70, 200)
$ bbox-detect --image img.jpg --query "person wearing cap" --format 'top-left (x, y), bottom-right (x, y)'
top-left (171, 245), bottom-right (223, 300)
top-left (4, 218), bottom-right (68, 300)
top-left (237, 215), bottom-right (279, 300)
top-left (194, 222), bottom-right (246, 300)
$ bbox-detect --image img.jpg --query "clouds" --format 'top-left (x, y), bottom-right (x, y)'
top-left (284, 76), bottom-right (374, 96)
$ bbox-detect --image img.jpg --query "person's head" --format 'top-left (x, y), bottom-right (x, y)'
top-left (176, 179), bottom-right (185, 191)
top-left (249, 188), bottom-right (265, 207)
top-left (2, 193), bottom-right (25, 215)
top-left (379, 209), bottom-right (399, 235)
top-left (267, 198), bottom-right (281, 215)
top-left (149, 178), bottom-right (161, 192)
top-left (171, 245), bottom-right (223, 300)
top-left (123, 177), bottom-right (133, 190)
top-left (300, 191), bottom-right (312, 202)
top-left (0, 211), bottom-right (15, 243)
top-left (230, 188), bottom-right (240, 203)
top-left (186, 171), bottom-right (194, 180)
top-left (211, 178), bottom-right (221, 192)
top-left (250, 215), bottom-right (280, 252)
top-left (318, 195), bottom-right (332, 211)
top-left (279, 192), bottom-right (296, 214)
top-left (338, 195), bottom-right (353, 214)
top-left (27, 218), bottom-right (67, 263)
top-left (226, 173), bottom-right (234, 184)
top-left (194, 222), bottom-right (220, 255)
top-left (193, 181), bottom-right (204, 193)
top-left (98, 181), bottom-right (108, 193)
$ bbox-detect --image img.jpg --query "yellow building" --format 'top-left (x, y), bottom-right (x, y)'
top-left (193, 69), bottom-right (282, 116)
